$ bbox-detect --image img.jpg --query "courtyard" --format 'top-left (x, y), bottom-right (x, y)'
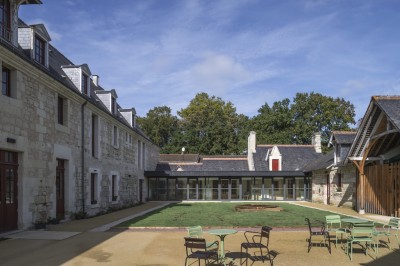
top-left (1, 201), bottom-right (399, 265)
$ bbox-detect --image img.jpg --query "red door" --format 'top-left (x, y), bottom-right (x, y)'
top-left (0, 150), bottom-right (18, 232)
top-left (56, 159), bottom-right (65, 220)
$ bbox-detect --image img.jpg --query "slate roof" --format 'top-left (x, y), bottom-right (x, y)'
top-left (155, 155), bottom-right (248, 172)
top-left (347, 96), bottom-right (400, 160)
top-left (3, 19), bottom-right (153, 142)
top-left (303, 150), bottom-right (334, 172)
top-left (331, 131), bottom-right (356, 145)
top-left (254, 145), bottom-right (322, 171)
top-left (375, 96), bottom-right (400, 131)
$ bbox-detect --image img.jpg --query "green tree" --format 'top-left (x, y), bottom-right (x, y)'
top-left (136, 106), bottom-right (179, 153)
top-left (291, 92), bottom-right (355, 146)
top-left (251, 98), bottom-right (293, 144)
top-left (177, 92), bottom-right (241, 155)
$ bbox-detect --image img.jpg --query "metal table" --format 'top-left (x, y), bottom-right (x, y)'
top-left (207, 229), bottom-right (237, 265)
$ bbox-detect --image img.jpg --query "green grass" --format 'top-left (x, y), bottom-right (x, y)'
top-left (118, 203), bottom-right (351, 228)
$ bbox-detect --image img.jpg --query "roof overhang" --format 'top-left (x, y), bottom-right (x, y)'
top-left (144, 171), bottom-right (305, 177)
top-left (19, 0), bottom-right (42, 4)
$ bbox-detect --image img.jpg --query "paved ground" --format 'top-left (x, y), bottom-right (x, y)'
top-left (1, 201), bottom-right (400, 265)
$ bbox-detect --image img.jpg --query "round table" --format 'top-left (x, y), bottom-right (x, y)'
top-left (207, 229), bottom-right (237, 265)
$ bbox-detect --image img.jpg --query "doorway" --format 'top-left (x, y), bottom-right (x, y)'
top-left (56, 159), bottom-right (65, 220)
top-left (0, 150), bottom-right (18, 232)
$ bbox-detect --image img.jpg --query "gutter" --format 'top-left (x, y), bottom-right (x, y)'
top-left (81, 101), bottom-right (87, 213)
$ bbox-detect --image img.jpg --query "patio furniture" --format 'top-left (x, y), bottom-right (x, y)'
top-left (187, 225), bottom-right (218, 250)
top-left (373, 217), bottom-right (400, 251)
top-left (345, 222), bottom-right (376, 261)
top-left (184, 237), bottom-right (219, 266)
top-left (240, 226), bottom-right (273, 266)
top-left (207, 228), bottom-right (237, 265)
top-left (305, 218), bottom-right (331, 254)
top-left (325, 215), bottom-right (350, 248)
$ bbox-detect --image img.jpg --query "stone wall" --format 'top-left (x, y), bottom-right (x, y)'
top-left (312, 164), bottom-right (356, 207)
top-left (0, 43), bottom-right (159, 229)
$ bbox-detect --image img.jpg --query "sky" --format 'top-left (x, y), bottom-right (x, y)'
top-left (19, 0), bottom-right (400, 122)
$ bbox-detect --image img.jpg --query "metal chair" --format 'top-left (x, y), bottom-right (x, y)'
top-left (373, 217), bottom-right (400, 251)
top-left (325, 215), bottom-right (350, 248)
top-left (240, 226), bottom-right (273, 265)
top-left (184, 237), bottom-right (219, 266)
top-left (345, 222), bottom-right (376, 261)
top-left (305, 218), bottom-right (331, 254)
top-left (187, 225), bottom-right (218, 250)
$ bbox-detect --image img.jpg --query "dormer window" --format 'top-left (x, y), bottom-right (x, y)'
top-left (0, 0), bottom-right (11, 41)
top-left (82, 73), bottom-right (89, 95)
top-left (111, 96), bottom-right (116, 114)
top-left (267, 146), bottom-right (282, 171)
top-left (34, 34), bottom-right (46, 65)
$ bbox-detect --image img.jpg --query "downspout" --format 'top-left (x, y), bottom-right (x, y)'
top-left (81, 101), bottom-right (87, 213)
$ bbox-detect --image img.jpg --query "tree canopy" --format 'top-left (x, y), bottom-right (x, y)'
top-left (137, 91), bottom-right (356, 155)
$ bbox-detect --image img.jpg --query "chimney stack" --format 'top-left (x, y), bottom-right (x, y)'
top-left (248, 131), bottom-right (256, 154)
top-left (92, 75), bottom-right (99, 86)
top-left (312, 132), bottom-right (322, 153)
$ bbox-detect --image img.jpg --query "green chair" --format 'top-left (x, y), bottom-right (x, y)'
top-left (187, 226), bottom-right (218, 250)
top-left (346, 222), bottom-right (376, 261)
top-left (373, 217), bottom-right (400, 251)
top-left (325, 215), bottom-right (350, 248)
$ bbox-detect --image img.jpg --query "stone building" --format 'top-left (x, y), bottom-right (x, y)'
top-left (305, 131), bottom-right (357, 207)
top-left (0, 0), bottom-right (158, 232)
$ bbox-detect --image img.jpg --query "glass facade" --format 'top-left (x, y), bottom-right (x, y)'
top-left (147, 176), bottom-right (312, 201)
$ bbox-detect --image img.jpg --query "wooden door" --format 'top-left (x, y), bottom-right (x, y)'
top-left (0, 150), bottom-right (18, 232)
top-left (56, 159), bottom-right (65, 220)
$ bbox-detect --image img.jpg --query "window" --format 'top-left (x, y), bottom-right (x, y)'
top-left (111, 97), bottom-right (116, 114)
top-left (337, 173), bottom-right (342, 189)
top-left (111, 174), bottom-right (118, 201)
top-left (57, 96), bottom-right (64, 125)
top-left (90, 173), bottom-right (98, 205)
top-left (113, 125), bottom-right (119, 147)
top-left (34, 35), bottom-right (46, 65)
top-left (2, 66), bottom-right (10, 96)
top-left (142, 142), bottom-right (146, 169)
top-left (0, 0), bottom-right (11, 41)
top-left (272, 159), bottom-right (279, 171)
top-left (137, 140), bottom-right (142, 168)
top-left (82, 74), bottom-right (89, 95)
top-left (91, 114), bottom-right (99, 157)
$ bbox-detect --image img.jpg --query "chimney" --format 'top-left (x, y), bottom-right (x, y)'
top-left (312, 132), bottom-right (322, 153)
top-left (248, 131), bottom-right (256, 154)
top-left (92, 75), bottom-right (99, 86)
top-left (247, 131), bottom-right (256, 171)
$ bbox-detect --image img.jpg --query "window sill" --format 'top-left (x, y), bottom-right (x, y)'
top-left (55, 123), bottom-right (69, 134)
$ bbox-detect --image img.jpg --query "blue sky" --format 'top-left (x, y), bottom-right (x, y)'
top-left (20, 0), bottom-right (400, 122)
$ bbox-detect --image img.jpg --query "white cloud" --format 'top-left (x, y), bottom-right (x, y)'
top-left (190, 53), bottom-right (250, 94)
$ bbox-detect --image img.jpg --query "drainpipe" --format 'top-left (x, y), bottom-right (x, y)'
top-left (81, 101), bottom-right (87, 213)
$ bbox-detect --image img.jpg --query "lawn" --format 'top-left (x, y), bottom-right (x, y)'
top-left (118, 202), bottom-right (350, 228)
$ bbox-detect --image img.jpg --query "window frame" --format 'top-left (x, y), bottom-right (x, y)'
top-left (34, 34), bottom-right (46, 65)
top-left (90, 173), bottom-right (99, 205)
top-left (112, 125), bottom-right (119, 148)
top-left (82, 73), bottom-right (89, 95)
top-left (2, 66), bottom-right (10, 97)
top-left (57, 96), bottom-right (64, 125)
top-left (0, 0), bottom-right (11, 41)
